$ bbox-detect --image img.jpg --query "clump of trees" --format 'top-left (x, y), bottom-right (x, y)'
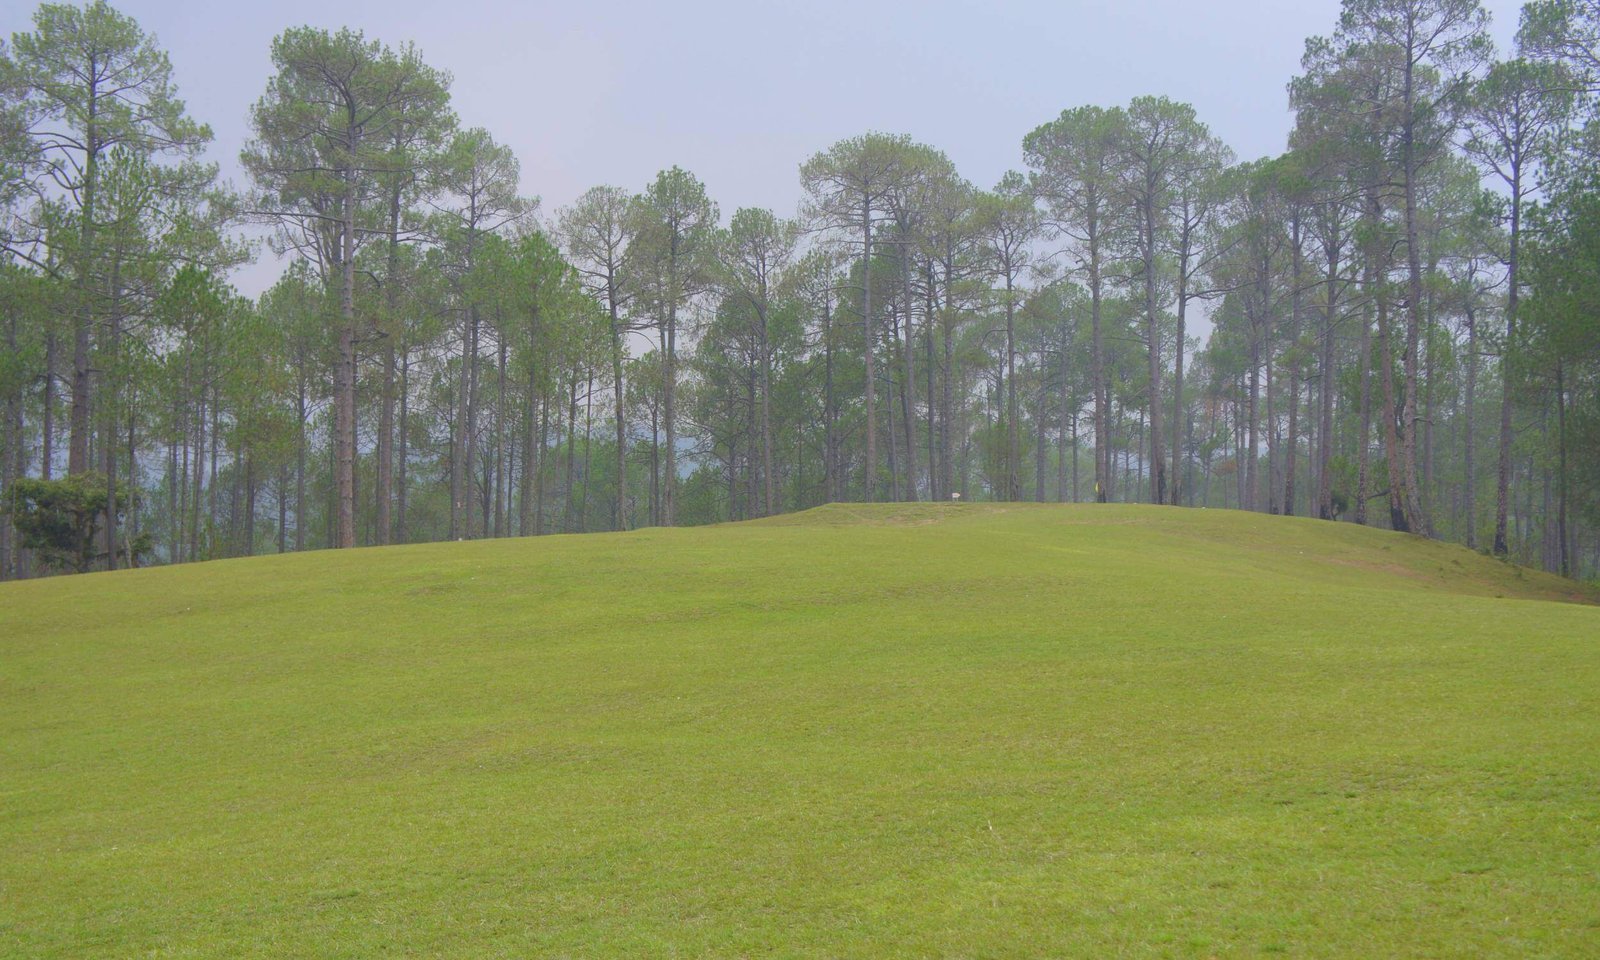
top-left (2, 472), bottom-right (145, 572)
top-left (2, 0), bottom-right (1597, 580)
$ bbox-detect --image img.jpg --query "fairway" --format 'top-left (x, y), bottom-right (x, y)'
top-left (2, 504), bottom-right (1597, 957)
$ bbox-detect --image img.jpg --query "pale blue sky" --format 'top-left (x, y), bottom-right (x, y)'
top-left (3, 0), bottom-right (1523, 296)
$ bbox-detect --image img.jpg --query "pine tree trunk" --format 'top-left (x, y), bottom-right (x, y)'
top-left (377, 179), bottom-right (402, 547)
top-left (1285, 374), bottom-right (1299, 517)
top-left (609, 276), bottom-right (627, 529)
top-left (334, 147), bottom-right (358, 549)
top-left (278, 464), bottom-right (288, 554)
top-left (244, 454), bottom-right (256, 557)
top-left (1005, 269), bottom-right (1020, 502)
top-left (1170, 219), bottom-right (1191, 507)
top-left (296, 380), bottom-right (307, 551)
top-left (535, 389), bottom-right (550, 536)
top-left (1398, 57), bottom-right (1427, 536)
top-left (941, 261), bottom-right (956, 501)
top-left (43, 329), bottom-right (56, 480)
top-left (1376, 264), bottom-right (1409, 533)
top-left (2, 309), bottom-right (21, 577)
top-left (1090, 206), bottom-right (1108, 503)
top-left (1556, 361), bottom-right (1570, 577)
top-left (1034, 382), bottom-right (1047, 502)
top-left (565, 377), bottom-right (578, 532)
top-left (759, 301), bottom-right (775, 516)
top-left (103, 258), bottom-right (124, 570)
top-left (1317, 227), bottom-right (1339, 520)
top-left (1143, 201), bottom-right (1163, 506)
top-left (1493, 166), bottom-right (1522, 556)
top-left (69, 123), bottom-right (97, 478)
top-left (1463, 305), bottom-right (1478, 548)
top-left (925, 263), bottom-right (939, 501)
top-left (1247, 321), bottom-right (1261, 512)
top-left (900, 262), bottom-right (918, 503)
top-left (663, 300), bottom-right (678, 524)
top-left (823, 296), bottom-right (837, 502)
top-left (466, 303), bottom-right (482, 539)
top-left (493, 336), bottom-right (506, 538)
top-left (397, 350), bottom-right (410, 543)
top-left (580, 372), bottom-right (594, 531)
top-left (861, 197), bottom-right (876, 503)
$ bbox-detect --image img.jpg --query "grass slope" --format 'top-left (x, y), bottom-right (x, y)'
top-left (2, 504), bottom-right (1597, 958)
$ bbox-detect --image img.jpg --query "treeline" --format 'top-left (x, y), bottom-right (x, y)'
top-left (1, 0), bottom-right (1597, 579)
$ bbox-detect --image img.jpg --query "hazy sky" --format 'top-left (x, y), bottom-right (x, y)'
top-left (2, 0), bottom-right (1524, 297)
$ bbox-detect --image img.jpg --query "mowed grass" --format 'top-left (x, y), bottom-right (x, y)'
top-left (2, 504), bottom-right (1598, 958)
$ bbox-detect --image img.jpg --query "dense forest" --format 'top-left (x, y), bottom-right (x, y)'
top-left (0, 0), bottom-right (1596, 579)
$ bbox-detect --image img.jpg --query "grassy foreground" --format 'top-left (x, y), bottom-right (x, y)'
top-left (2, 503), bottom-right (1597, 958)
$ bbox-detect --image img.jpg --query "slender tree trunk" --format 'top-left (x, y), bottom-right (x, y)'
top-left (124, 394), bottom-right (136, 569)
top-left (925, 264), bottom-right (939, 501)
top-left (759, 301), bottom-right (775, 516)
top-left (861, 195), bottom-right (876, 503)
top-left (1376, 258), bottom-right (1409, 533)
top-left (278, 464), bottom-right (288, 554)
top-left (565, 376), bottom-right (578, 532)
top-left (580, 371), bottom-right (594, 531)
top-left (178, 385), bottom-right (189, 561)
top-left (104, 266), bottom-right (123, 571)
top-left (1, 309), bottom-right (20, 577)
top-left (934, 262), bottom-right (947, 502)
top-left (523, 307), bottom-right (541, 535)
top-left (1236, 388), bottom-right (1248, 509)
top-left (1398, 59), bottom-right (1427, 536)
top-left (520, 388), bottom-right (536, 537)
top-left (608, 273), bottom-right (627, 529)
top-left (1005, 268), bottom-right (1020, 501)
top-left (1464, 304), bottom-right (1478, 548)
top-left (450, 312), bottom-right (467, 539)
top-left (900, 248), bottom-right (918, 502)
top-left (1494, 168), bottom-right (1522, 556)
top-left (377, 178), bottom-right (403, 546)
top-left (209, 385), bottom-right (220, 551)
top-left (1090, 211), bottom-right (1109, 503)
top-left (295, 379), bottom-right (307, 551)
top-left (189, 378), bottom-right (204, 561)
top-left (397, 349), bottom-right (410, 543)
top-left (1034, 380), bottom-right (1047, 502)
top-left (1317, 225), bottom-right (1340, 520)
top-left (466, 303), bottom-right (482, 539)
top-left (1266, 329), bottom-right (1279, 516)
top-left (69, 115), bottom-right (97, 478)
top-left (650, 396), bottom-right (659, 525)
top-left (1170, 222), bottom-right (1191, 507)
top-left (167, 414), bottom-right (178, 563)
top-left (377, 331), bottom-right (395, 546)
top-left (535, 388), bottom-right (550, 536)
top-left (1143, 203), bottom-right (1163, 505)
top-left (1556, 361), bottom-right (1570, 578)
top-left (1285, 374), bottom-right (1299, 517)
top-left (1071, 410), bottom-right (1080, 502)
top-left (334, 140), bottom-right (359, 549)
top-left (1422, 274), bottom-right (1438, 535)
top-left (822, 295), bottom-right (837, 501)
top-left (244, 454), bottom-right (256, 557)
top-left (1281, 214), bottom-right (1303, 517)
top-left (43, 329), bottom-right (56, 480)
top-left (1247, 314), bottom-right (1261, 512)
top-left (885, 349), bottom-right (899, 501)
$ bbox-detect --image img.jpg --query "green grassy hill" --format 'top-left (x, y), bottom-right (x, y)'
top-left (2, 504), bottom-right (1597, 958)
